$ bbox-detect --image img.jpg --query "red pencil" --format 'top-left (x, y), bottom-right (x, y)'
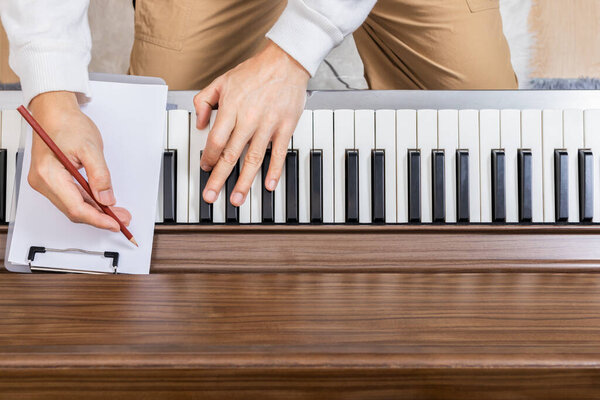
top-left (17, 105), bottom-right (138, 247)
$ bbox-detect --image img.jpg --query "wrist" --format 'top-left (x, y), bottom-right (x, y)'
top-left (29, 91), bottom-right (80, 118)
top-left (260, 40), bottom-right (310, 83)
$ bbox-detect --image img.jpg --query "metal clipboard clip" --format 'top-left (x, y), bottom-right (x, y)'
top-left (27, 246), bottom-right (119, 274)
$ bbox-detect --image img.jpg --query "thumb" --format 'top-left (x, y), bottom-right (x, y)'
top-left (193, 77), bottom-right (222, 130)
top-left (80, 145), bottom-right (115, 206)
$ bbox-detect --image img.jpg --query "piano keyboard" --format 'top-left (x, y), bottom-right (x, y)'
top-left (1, 89), bottom-right (600, 225)
top-left (155, 107), bottom-right (600, 224)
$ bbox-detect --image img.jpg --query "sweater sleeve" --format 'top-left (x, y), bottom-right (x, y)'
top-left (0, 0), bottom-right (92, 105)
top-left (266, 0), bottom-right (377, 77)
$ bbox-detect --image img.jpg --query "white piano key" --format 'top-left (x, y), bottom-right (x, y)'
top-left (479, 109), bottom-right (500, 223)
top-left (584, 109), bottom-right (600, 223)
top-left (274, 138), bottom-right (292, 223)
top-left (563, 109), bottom-right (584, 223)
top-left (294, 110), bottom-right (312, 223)
top-left (521, 110), bottom-right (543, 222)
top-left (458, 110), bottom-right (480, 222)
top-left (396, 110), bottom-right (416, 223)
top-left (313, 110), bottom-right (334, 223)
top-left (375, 110), bottom-right (396, 223)
top-left (188, 111), bottom-right (209, 223)
top-left (167, 109), bottom-right (190, 223)
top-left (239, 145), bottom-right (251, 223)
top-left (355, 110), bottom-right (374, 223)
top-left (417, 110), bottom-right (437, 223)
top-left (156, 111), bottom-right (167, 222)
top-left (334, 110), bottom-right (355, 223)
top-left (542, 110), bottom-right (563, 222)
top-left (1, 110), bottom-right (21, 222)
top-left (438, 110), bottom-right (458, 223)
top-left (250, 166), bottom-right (262, 223)
top-left (500, 109), bottom-right (520, 223)
top-left (209, 113), bottom-right (226, 223)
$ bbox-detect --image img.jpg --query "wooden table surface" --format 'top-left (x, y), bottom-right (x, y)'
top-left (2, 272), bottom-right (600, 399)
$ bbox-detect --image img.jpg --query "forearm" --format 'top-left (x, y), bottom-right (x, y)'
top-left (0, 0), bottom-right (92, 105)
top-left (266, 0), bottom-right (377, 76)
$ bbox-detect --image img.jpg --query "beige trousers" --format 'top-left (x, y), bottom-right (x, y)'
top-left (130, 0), bottom-right (518, 90)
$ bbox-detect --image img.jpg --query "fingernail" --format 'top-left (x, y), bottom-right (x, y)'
top-left (267, 179), bottom-right (277, 191)
top-left (99, 189), bottom-right (115, 205)
top-left (231, 192), bottom-right (244, 206)
top-left (200, 163), bottom-right (211, 172)
top-left (204, 190), bottom-right (217, 203)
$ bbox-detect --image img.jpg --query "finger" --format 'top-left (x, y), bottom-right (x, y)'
top-left (265, 132), bottom-right (292, 191)
top-left (28, 158), bottom-right (120, 231)
top-left (200, 107), bottom-right (237, 171)
top-left (229, 128), bottom-right (273, 207)
top-left (202, 126), bottom-right (250, 203)
top-left (78, 143), bottom-right (116, 206)
top-left (55, 181), bottom-right (121, 231)
top-left (76, 184), bottom-right (103, 212)
top-left (76, 185), bottom-right (132, 227)
top-left (110, 207), bottom-right (132, 227)
top-left (193, 77), bottom-right (222, 130)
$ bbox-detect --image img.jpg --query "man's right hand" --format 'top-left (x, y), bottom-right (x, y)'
top-left (28, 91), bottom-right (131, 231)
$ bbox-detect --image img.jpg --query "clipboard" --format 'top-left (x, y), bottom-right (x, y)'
top-left (4, 73), bottom-right (167, 274)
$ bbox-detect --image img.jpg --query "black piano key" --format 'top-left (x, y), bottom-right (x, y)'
top-left (554, 149), bottom-right (569, 222)
top-left (456, 149), bottom-right (469, 223)
top-left (310, 149), bottom-right (323, 223)
top-left (371, 150), bottom-right (386, 224)
top-left (163, 149), bottom-right (177, 223)
top-left (199, 151), bottom-right (213, 223)
top-left (578, 149), bottom-right (593, 222)
top-left (431, 149), bottom-right (445, 223)
top-left (491, 149), bottom-right (506, 223)
top-left (517, 149), bottom-right (533, 223)
top-left (285, 149), bottom-right (299, 223)
top-left (261, 149), bottom-right (275, 223)
top-left (225, 161), bottom-right (240, 223)
top-left (0, 149), bottom-right (6, 223)
top-left (407, 149), bottom-right (421, 223)
top-left (345, 149), bottom-right (359, 223)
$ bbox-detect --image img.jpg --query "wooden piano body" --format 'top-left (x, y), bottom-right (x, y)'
top-left (2, 90), bottom-right (600, 398)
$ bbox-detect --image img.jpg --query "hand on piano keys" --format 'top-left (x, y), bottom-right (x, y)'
top-left (191, 41), bottom-right (310, 214)
top-left (158, 107), bottom-right (600, 225)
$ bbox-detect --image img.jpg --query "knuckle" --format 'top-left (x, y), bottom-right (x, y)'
top-left (28, 161), bottom-right (51, 189)
top-left (193, 93), bottom-right (202, 108)
top-left (244, 149), bottom-right (264, 168)
top-left (65, 205), bottom-right (84, 223)
top-left (27, 171), bottom-right (42, 191)
top-left (89, 169), bottom-right (111, 185)
top-left (264, 112), bottom-right (279, 128)
top-left (240, 110), bottom-right (258, 127)
top-left (208, 135), bottom-right (228, 150)
top-left (219, 147), bottom-right (239, 166)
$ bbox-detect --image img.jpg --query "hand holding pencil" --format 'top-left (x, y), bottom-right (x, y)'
top-left (22, 91), bottom-right (136, 245)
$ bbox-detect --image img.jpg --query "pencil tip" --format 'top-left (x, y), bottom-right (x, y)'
top-left (130, 237), bottom-right (139, 247)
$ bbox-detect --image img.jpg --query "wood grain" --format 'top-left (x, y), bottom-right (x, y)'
top-left (2, 224), bottom-right (600, 273)
top-left (151, 224), bottom-right (600, 272)
top-left (2, 272), bottom-right (600, 398)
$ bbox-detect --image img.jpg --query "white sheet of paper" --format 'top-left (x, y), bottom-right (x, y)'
top-left (7, 80), bottom-right (167, 274)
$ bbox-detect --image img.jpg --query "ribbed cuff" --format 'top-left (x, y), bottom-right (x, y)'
top-left (266, 0), bottom-right (344, 77)
top-left (12, 47), bottom-right (91, 106)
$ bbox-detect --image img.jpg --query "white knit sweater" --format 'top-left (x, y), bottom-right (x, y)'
top-left (0, 0), bottom-right (376, 105)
